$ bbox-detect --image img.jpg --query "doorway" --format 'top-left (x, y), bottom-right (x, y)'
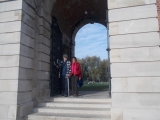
top-left (50, 0), bottom-right (110, 97)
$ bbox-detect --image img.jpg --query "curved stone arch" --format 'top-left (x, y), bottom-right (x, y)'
top-left (72, 20), bottom-right (105, 41)
top-left (71, 18), bottom-right (107, 56)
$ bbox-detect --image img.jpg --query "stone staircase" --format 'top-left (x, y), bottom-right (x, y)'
top-left (26, 96), bottom-right (111, 120)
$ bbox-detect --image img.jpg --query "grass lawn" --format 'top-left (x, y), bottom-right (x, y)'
top-left (79, 83), bottom-right (109, 91)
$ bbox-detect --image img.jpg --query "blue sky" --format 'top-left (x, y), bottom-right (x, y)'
top-left (75, 23), bottom-right (108, 60)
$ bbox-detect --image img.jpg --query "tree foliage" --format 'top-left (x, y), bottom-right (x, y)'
top-left (78, 56), bottom-right (108, 82)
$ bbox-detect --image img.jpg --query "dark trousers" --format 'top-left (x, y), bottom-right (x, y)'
top-left (61, 75), bottom-right (68, 95)
top-left (72, 76), bottom-right (78, 94)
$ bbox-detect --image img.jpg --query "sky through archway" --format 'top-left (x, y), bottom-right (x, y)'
top-left (75, 23), bottom-right (108, 60)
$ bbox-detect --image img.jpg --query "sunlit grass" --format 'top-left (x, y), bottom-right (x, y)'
top-left (79, 83), bottom-right (109, 91)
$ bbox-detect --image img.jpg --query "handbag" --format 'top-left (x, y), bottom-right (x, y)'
top-left (77, 78), bottom-right (84, 88)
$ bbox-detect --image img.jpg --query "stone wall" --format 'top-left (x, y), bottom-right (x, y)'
top-left (108, 0), bottom-right (160, 120)
top-left (22, 0), bottom-right (56, 114)
top-left (0, 0), bottom-right (56, 119)
top-left (1, 0), bottom-right (160, 119)
top-left (157, 0), bottom-right (160, 31)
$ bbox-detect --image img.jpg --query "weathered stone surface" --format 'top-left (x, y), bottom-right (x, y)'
top-left (38, 53), bottom-right (50, 63)
top-left (0, 21), bottom-right (21, 33)
top-left (0, 55), bottom-right (19, 67)
top-left (22, 1), bottom-right (35, 19)
top-left (109, 18), bottom-right (159, 35)
top-left (0, 32), bottom-right (21, 45)
top-left (37, 89), bottom-right (50, 102)
top-left (39, 18), bottom-right (51, 31)
top-left (112, 93), bottom-right (160, 108)
top-left (108, 0), bottom-right (156, 9)
top-left (110, 46), bottom-right (160, 62)
top-left (0, 105), bottom-right (8, 119)
top-left (18, 80), bottom-right (32, 92)
top-left (22, 11), bottom-right (35, 28)
top-left (38, 80), bottom-right (49, 89)
top-left (17, 92), bottom-right (32, 104)
top-left (39, 26), bottom-right (51, 39)
top-left (39, 35), bottom-right (50, 47)
top-left (0, 10), bottom-right (22, 23)
top-left (21, 33), bottom-right (34, 48)
top-left (0, 67), bottom-right (19, 79)
top-left (39, 44), bottom-right (50, 55)
top-left (109, 4), bottom-right (157, 22)
top-left (21, 22), bottom-right (35, 39)
top-left (110, 32), bottom-right (160, 49)
top-left (112, 77), bottom-right (160, 92)
top-left (111, 108), bottom-right (160, 120)
top-left (38, 71), bottom-right (50, 80)
top-left (0, 44), bottom-right (20, 55)
top-left (0, 2), bottom-right (5, 12)
top-left (18, 102), bottom-right (33, 118)
top-left (38, 8), bottom-right (52, 24)
top-left (111, 61), bottom-right (160, 77)
top-left (0, 80), bottom-right (32, 92)
top-left (24, 0), bottom-right (36, 9)
top-left (20, 44), bottom-right (34, 58)
top-left (19, 68), bottom-right (33, 80)
top-left (0, 80), bottom-right (18, 92)
top-left (0, 92), bottom-right (17, 104)
top-left (38, 62), bottom-right (50, 71)
top-left (8, 105), bottom-right (17, 119)
top-left (19, 56), bottom-right (33, 69)
top-left (6, 0), bottom-right (23, 11)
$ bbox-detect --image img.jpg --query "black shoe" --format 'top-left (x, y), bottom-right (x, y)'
top-left (64, 95), bottom-right (68, 97)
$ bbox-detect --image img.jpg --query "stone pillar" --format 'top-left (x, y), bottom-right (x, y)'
top-left (23, 0), bottom-right (54, 108)
top-left (0, 0), bottom-right (34, 119)
top-left (157, 0), bottom-right (160, 31)
top-left (0, 0), bottom-right (55, 119)
top-left (108, 0), bottom-right (160, 120)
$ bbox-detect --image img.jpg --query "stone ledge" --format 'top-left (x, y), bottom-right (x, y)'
top-left (108, 0), bottom-right (156, 9)
top-left (109, 4), bottom-right (157, 22)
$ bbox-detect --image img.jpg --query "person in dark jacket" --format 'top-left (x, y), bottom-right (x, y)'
top-left (71, 57), bottom-right (82, 97)
top-left (61, 54), bottom-right (71, 97)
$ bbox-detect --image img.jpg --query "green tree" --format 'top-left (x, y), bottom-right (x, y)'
top-left (78, 56), bottom-right (108, 82)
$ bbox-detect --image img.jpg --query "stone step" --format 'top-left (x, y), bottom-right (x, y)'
top-left (27, 112), bottom-right (111, 120)
top-left (45, 97), bottom-right (111, 103)
top-left (38, 101), bottom-right (111, 109)
top-left (33, 107), bottom-right (110, 116)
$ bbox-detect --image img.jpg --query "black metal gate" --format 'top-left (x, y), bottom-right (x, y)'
top-left (50, 17), bottom-right (63, 97)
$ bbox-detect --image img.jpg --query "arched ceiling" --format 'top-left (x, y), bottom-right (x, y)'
top-left (52, 0), bottom-right (107, 38)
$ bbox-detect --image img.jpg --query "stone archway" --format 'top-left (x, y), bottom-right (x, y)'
top-left (49, 0), bottom-right (110, 97)
top-left (0, 0), bottom-right (160, 120)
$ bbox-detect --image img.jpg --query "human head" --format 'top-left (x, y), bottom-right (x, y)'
top-left (63, 54), bottom-right (68, 61)
top-left (72, 57), bottom-right (77, 63)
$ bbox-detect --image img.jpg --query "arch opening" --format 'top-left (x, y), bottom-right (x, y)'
top-left (74, 23), bottom-right (109, 92)
top-left (50, 0), bottom-right (110, 97)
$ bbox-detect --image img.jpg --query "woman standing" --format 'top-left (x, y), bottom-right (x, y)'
top-left (71, 57), bottom-right (82, 97)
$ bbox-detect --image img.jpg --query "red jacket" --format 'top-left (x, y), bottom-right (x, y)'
top-left (71, 62), bottom-right (82, 78)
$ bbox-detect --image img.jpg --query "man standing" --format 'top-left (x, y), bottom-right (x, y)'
top-left (61, 54), bottom-right (71, 97)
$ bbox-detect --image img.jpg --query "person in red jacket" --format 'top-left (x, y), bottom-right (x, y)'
top-left (71, 57), bottom-right (82, 97)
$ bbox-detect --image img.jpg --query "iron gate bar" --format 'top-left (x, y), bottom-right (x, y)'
top-left (50, 17), bottom-right (63, 97)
